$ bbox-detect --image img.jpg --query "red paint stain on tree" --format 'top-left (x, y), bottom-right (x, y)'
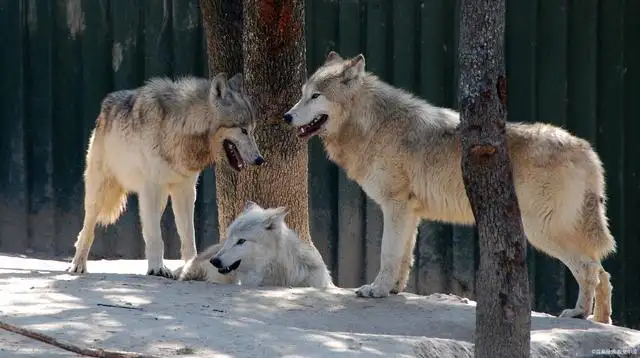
top-left (258, 0), bottom-right (300, 51)
top-left (497, 75), bottom-right (507, 107)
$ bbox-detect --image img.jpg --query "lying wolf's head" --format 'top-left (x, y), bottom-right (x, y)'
top-left (210, 201), bottom-right (289, 275)
top-left (210, 73), bottom-right (265, 171)
top-left (283, 51), bottom-right (366, 139)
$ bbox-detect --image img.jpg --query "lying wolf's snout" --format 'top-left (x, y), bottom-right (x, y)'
top-left (254, 156), bottom-right (265, 166)
top-left (210, 257), bottom-right (222, 268)
top-left (283, 113), bottom-right (293, 124)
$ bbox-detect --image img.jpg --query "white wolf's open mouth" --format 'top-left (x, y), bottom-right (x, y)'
top-left (298, 114), bottom-right (328, 139)
top-left (223, 139), bottom-right (245, 171)
top-left (218, 260), bottom-right (241, 274)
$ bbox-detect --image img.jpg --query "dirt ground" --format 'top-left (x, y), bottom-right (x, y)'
top-left (1, 253), bottom-right (639, 358)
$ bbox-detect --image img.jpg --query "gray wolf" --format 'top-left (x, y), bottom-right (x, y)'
top-left (66, 73), bottom-right (264, 277)
top-left (172, 201), bottom-right (334, 289)
top-left (283, 51), bottom-right (616, 324)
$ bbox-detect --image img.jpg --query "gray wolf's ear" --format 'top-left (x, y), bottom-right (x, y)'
top-left (325, 50), bottom-right (343, 64)
top-left (211, 72), bottom-right (229, 99)
top-left (264, 206), bottom-right (289, 230)
top-left (243, 200), bottom-right (260, 212)
top-left (342, 54), bottom-right (365, 81)
top-left (228, 73), bottom-right (245, 93)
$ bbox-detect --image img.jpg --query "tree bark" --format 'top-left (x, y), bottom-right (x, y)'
top-left (200, 0), bottom-right (245, 242)
top-left (200, 0), bottom-right (243, 75)
top-left (200, 0), bottom-right (311, 243)
top-left (457, 1), bottom-right (531, 357)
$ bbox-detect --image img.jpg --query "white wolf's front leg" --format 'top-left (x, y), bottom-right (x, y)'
top-left (169, 177), bottom-right (198, 262)
top-left (356, 202), bottom-right (413, 298)
top-left (138, 185), bottom-right (172, 278)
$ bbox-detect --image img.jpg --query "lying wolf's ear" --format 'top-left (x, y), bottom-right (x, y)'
top-left (325, 51), bottom-right (343, 64)
top-left (264, 206), bottom-right (289, 230)
top-left (342, 54), bottom-right (365, 82)
top-left (211, 72), bottom-right (229, 100)
top-left (243, 200), bottom-right (259, 212)
top-left (228, 73), bottom-right (245, 93)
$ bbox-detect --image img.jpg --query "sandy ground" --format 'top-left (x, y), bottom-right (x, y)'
top-left (1, 253), bottom-right (639, 358)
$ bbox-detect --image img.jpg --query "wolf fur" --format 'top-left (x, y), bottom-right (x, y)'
top-left (67, 73), bottom-right (264, 278)
top-left (172, 201), bottom-right (334, 289)
top-left (283, 51), bottom-right (616, 324)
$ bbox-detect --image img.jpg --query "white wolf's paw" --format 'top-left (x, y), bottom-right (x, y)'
top-left (390, 279), bottom-right (407, 295)
top-left (66, 260), bottom-right (88, 274)
top-left (558, 308), bottom-right (587, 320)
top-left (355, 283), bottom-right (391, 298)
top-left (147, 265), bottom-right (174, 279)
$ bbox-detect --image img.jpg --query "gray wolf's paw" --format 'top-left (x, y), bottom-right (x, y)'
top-left (66, 259), bottom-right (88, 274)
top-left (147, 265), bottom-right (174, 279)
top-left (558, 308), bottom-right (587, 320)
top-left (355, 283), bottom-right (390, 298)
top-left (587, 314), bottom-right (612, 325)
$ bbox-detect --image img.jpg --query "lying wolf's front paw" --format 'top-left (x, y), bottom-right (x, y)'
top-left (558, 308), bottom-right (587, 320)
top-left (355, 283), bottom-right (390, 298)
top-left (66, 260), bottom-right (88, 274)
top-left (147, 265), bottom-right (174, 279)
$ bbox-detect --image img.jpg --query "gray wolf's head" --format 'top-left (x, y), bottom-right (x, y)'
top-left (283, 51), bottom-right (366, 139)
top-left (210, 72), bottom-right (265, 171)
top-left (210, 201), bottom-right (289, 275)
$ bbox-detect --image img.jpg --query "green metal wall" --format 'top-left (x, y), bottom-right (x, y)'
top-left (0, 0), bottom-right (638, 328)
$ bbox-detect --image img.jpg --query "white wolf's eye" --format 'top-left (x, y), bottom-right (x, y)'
top-left (311, 93), bottom-right (321, 99)
top-left (236, 239), bottom-right (246, 245)
top-left (241, 128), bottom-right (248, 135)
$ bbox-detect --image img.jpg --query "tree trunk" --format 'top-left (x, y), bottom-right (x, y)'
top-left (457, 0), bottom-right (531, 357)
top-left (200, 0), bottom-right (243, 75)
top-left (200, 0), bottom-right (245, 242)
top-left (200, 0), bottom-right (311, 243)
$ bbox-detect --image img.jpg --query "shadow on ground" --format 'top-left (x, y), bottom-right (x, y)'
top-left (1, 254), bottom-right (639, 357)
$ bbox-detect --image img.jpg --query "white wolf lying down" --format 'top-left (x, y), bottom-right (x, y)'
top-left (172, 201), bottom-right (334, 289)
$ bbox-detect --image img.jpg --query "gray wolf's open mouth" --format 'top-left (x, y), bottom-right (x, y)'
top-left (223, 139), bottom-right (245, 171)
top-left (298, 114), bottom-right (328, 139)
top-left (218, 260), bottom-right (241, 274)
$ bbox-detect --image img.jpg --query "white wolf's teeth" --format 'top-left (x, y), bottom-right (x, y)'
top-left (300, 127), bottom-right (306, 134)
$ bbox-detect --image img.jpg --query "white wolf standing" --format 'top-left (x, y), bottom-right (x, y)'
top-left (67, 73), bottom-right (264, 277)
top-left (172, 201), bottom-right (334, 289)
top-left (283, 51), bottom-right (616, 324)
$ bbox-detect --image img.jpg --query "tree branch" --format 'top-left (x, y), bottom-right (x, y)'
top-left (0, 320), bottom-right (160, 358)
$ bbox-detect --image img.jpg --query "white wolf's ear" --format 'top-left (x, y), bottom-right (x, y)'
top-left (243, 200), bottom-right (260, 212)
top-left (211, 72), bottom-right (229, 100)
top-left (342, 54), bottom-right (365, 81)
top-left (325, 51), bottom-right (343, 64)
top-left (264, 206), bottom-right (289, 230)
top-left (228, 73), bottom-right (245, 93)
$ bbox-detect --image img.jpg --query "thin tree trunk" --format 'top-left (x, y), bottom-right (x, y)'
top-left (200, 0), bottom-right (311, 243)
top-left (457, 0), bottom-right (531, 357)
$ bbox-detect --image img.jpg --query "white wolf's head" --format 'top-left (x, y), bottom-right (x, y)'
top-left (283, 51), bottom-right (366, 139)
top-left (209, 72), bottom-right (265, 171)
top-left (210, 201), bottom-right (289, 275)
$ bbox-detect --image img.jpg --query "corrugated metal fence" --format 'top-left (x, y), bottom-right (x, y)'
top-left (1, 0), bottom-right (638, 328)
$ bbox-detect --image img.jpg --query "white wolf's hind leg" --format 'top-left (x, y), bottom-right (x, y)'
top-left (169, 177), bottom-right (198, 262)
top-left (138, 185), bottom-right (172, 278)
top-left (356, 202), bottom-right (413, 298)
top-left (558, 254), bottom-right (599, 320)
top-left (67, 172), bottom-right (124, 274)
top-left (67, 209), bottom-right (98, 274)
